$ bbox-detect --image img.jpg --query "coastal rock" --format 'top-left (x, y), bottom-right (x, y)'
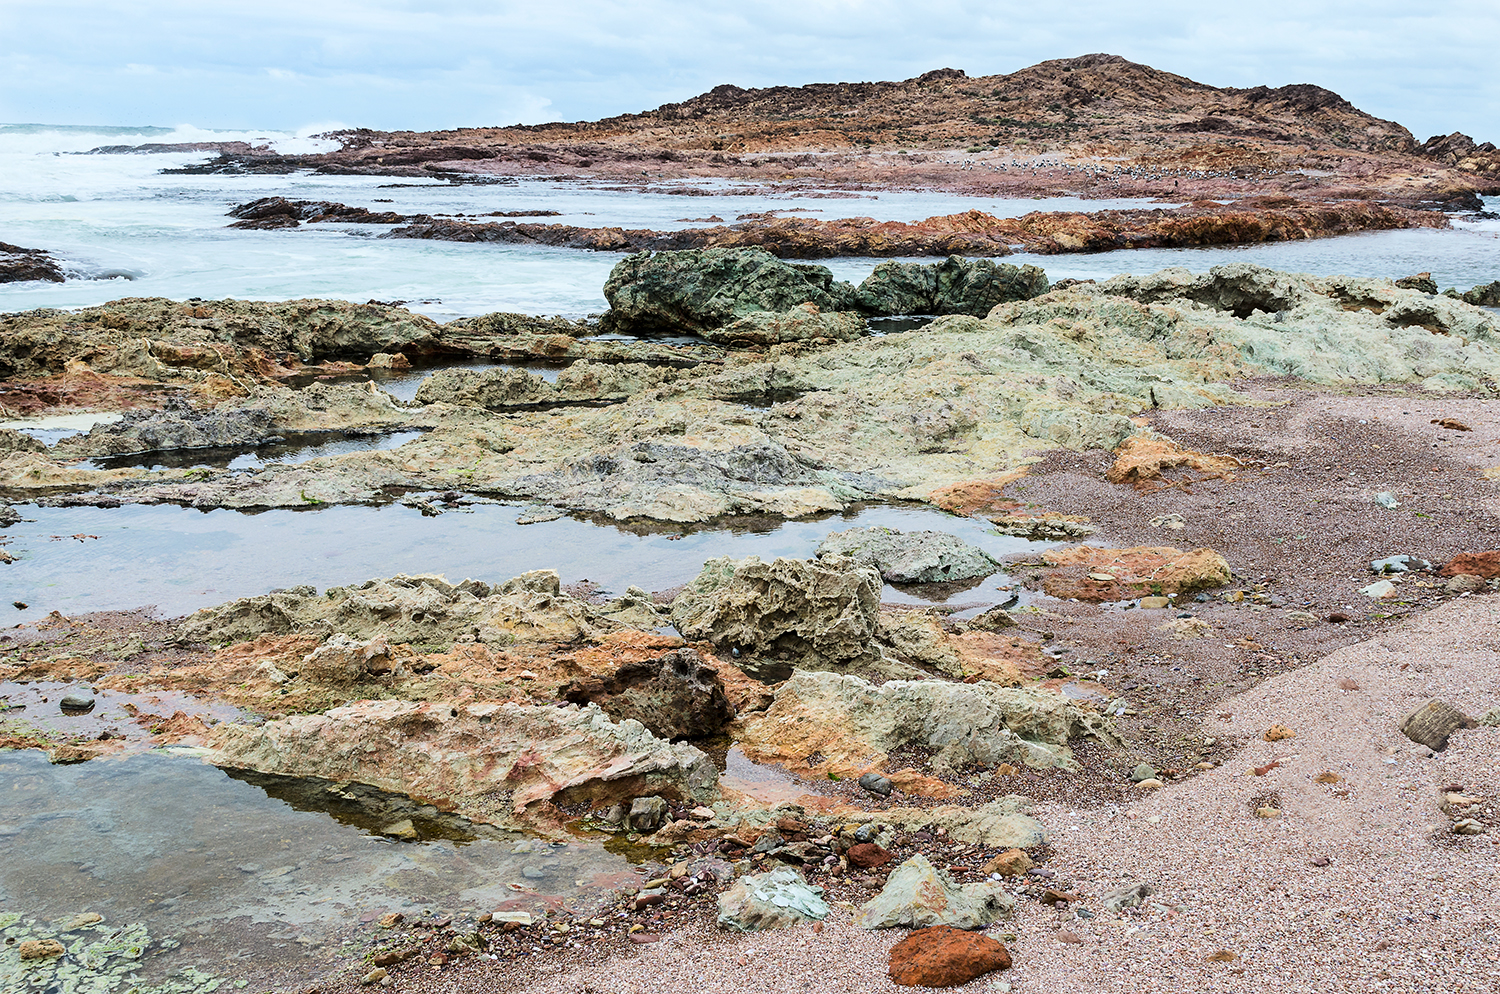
top-left (708, 303), bottom-right (866, 346)
top-left (876, 610), bottom-right (1027, 684)
top-left (888, 926), bottom-right (1012, 987)
top-left (602, 248), bottom-right (860, 335)
top-left (1399, 699), bottom-right (1476, 751)
top-left (717, 866), bottom-right (830, 931)
top-left (51, 397), bottom-right (279, 457)
top-left (816, 526), bottom-right (999, 584)
top-left (1041, 545), bottom-right (1231, 601)
top-left (208, 698), bottom-right (719, 831)
top-left (670, 555), bottom-right (882, 666)
top-left (177, 570), bottom-right (613, 649)
top-left (560, 647), bottom-right (736, 740)
top-left (0, 241), bottom-right (65, 284)
top-left (736, 670), bottom-right (1117, 776)
top-left (856, 256), bottom-right (1050, 316)
top-left (0, 428), bottom-right (47, 455)
top-left (856, 854), bottom-right (1015, 929)
top-left (413, 360), bottom-right (681, 408)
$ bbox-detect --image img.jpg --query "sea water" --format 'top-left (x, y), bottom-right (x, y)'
top-left (4, 124), bottom-right (1496, 321)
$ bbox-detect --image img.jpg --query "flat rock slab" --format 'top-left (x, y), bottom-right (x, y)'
top-left (817, 527), bottom-right (999, 584)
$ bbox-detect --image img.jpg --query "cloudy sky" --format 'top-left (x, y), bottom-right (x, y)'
top-left (3, 0), bottom-right (1495, 142)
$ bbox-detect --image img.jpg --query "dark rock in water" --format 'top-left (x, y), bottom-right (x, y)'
top-left (602, 248), bottom-right (861, 336)
top-left (856, 257), bottom-right (1050, 317)
top-left (560, 647), bottom-right (736, 741)
top-left (0, 241), bottom-right (65, 284)
top-left (0, 504), bottom-right (22, 529)
top-left (1395, 272), bottom-right (1438, 295)
top-left (1458, 280), bottom-right (1500, 307)
top-left (60, 693), bottom-right (96, 713)
top-left (52, 398), bottom-right (280, 458)
top-left (859, 772), bottom-right (894, 797)
top-left (817, 527), bottom-right (999, 584)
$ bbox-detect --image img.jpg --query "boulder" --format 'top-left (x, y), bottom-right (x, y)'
top-left (670, 555), bottom-right (882, 665)
top-left (560, 647), bottom-right (736, 741)
top-left (708, 303), bottom-right (867, 346)
top-left (628, 795), bottom-right (669, 832)
top-left (1400, 699), bottom-right (1476, 751)
top-left (296, 634), bottom-right (403, 684)
top-left (1439, 551), bottom-right (1500, 578)
top-left (737, 670), bottom-right (1117, 775)
top-left (602, 248), bottom-right (861, 336)
top-left (207, 698), bottom-right (719, 832)
top-left (0, 428), bottom-right (46, 456)
top-left (856, 854), bottom-right (1015, 929)
top-left (855, 257), bottom-right (1049, 317)
top-left (981, 849), bottom-right (1034, 877)
top-left (888, 926), bottom-right (1012, 987)
top-left (717, 866), bottom-right (830, 931)
top-left (817, 527), bottom-right (998, 584)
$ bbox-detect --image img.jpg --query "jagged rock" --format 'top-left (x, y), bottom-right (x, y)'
top-left (888, 926), bottom-right (1012, 987)
top-left (0, 428), bottom-right (46, 456)
top-left (708, 303), bottom-right (866, 345)
top-left (717, 866), bottom-right (830, 931)
top-left (52, 397), bottom-right (278, 456)
top-left (855, 256), bottom-right (1049, 316)
top-left (1400, 699), bottom-right (1476, 751)
top-left (295, 634), bottom-right (404, 684)
top-left (737, 670), bottom-right (1117, 775)
top-left (208, 699), bottom-right (718, 831)
top-left (412, 360), bottom-right (680, 408)
top-left (670, 555), bottom-right (882, 665)
top-left (177, 570), bottom-right (613, 648)
top-left (603, 248), bottom-right (860, 335)
top-left (856, 854), bottom-right (1015, 929)
top-left (1459, 280), bottom-right (1500, 307)
top-left (560, 647), bottom-right (735, 740)
top-left (1395, 272), bottom-right (1439, 295)
top-left (816, 527), bottom-right (998, 584)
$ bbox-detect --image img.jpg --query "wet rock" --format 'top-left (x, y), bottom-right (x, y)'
top-left (209, 699), bottom-right (718, 832)
top-left (629, 796), bottom-right (670, 833)
top-left (738, 670), bottom-right (1117, 776)
top-left (0, 503), bottom-right (20, 528)
top-left (670, 555), bottom-right (882, 667)
top-left (18, 938), bottom-right (66, 959)
top-left (0, 241), bottom-right (66, 284)
top-left (59, 692), bottom-right (97, 713)
top-left (710, 303), bottom-right (867, 346)
top-left (856, 854), bottom-right (1015, 929)
top-left (1101, 881), bottom-right (1154, 911)
top-left (1400, 699), bottom-right (1476, 751)
top-left (816, 527), bottom-right (998, 584)
top-left (603, 248), bottom-right (861, 336)
top-left (888, 925), bottom-right (1012, 987)
top-left (1439, 551), bottom-right (1500, 579)
top-left (52, 398), bottom-right (279, 457)
top-left (560, 647), bottom-right (735, 740)
top-left (381, 819), bottom-right (418, 840)
top-left (1395, 272), bottom-right (1439, 295)
top-left (717, 866), bottom-right (830, 931)
top-left (859, 772), bottom-right (895, 798)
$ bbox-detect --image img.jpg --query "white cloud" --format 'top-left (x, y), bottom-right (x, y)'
top-left (0, 1), bottom-right (1495, 140)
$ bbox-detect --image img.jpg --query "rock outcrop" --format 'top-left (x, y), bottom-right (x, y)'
top-left (817, 527), bottom-right (998, 584)
top-left (669, 556), bottom-right (882, 667)
top-left (208, 698), bottom-right (719, 832)
top-left (736, 670), bottom-right (1118, 775)
top-left (560, 647), bottom-right (736, 741)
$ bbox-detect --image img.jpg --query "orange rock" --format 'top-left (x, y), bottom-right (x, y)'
top-left (1439, 551), bottom-right (1500, 579)
top-left (1042, 545), bottom-right (1230, 601)
top-left (888, 926), bottom-right (1011, 988)
top-left (925, 471), bottom-right (1029, 516)
top-left (1106, 436), bottom-right (1245, 488)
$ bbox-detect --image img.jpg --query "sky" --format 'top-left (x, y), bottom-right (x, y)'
top-left (2, 0), bottom-right (1496, 142)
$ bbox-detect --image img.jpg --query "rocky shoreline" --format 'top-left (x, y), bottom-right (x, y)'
top-left (5, 250), bottom-right (1500, 993)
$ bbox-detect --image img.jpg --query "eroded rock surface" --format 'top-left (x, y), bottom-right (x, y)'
top-left (560, 647), bottom-right (736, 741)
top-left (208, 698), bottom-right (719, 832)
top-left (817, 527), bottom-right (998, 584)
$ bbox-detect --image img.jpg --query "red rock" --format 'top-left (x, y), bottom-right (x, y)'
top-left (888, 926), bottom-right (1011, 987)
top-left (847, 842), bottom-right (895, 868)
top-left (1439, 551), bottom-right (1500, 578)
